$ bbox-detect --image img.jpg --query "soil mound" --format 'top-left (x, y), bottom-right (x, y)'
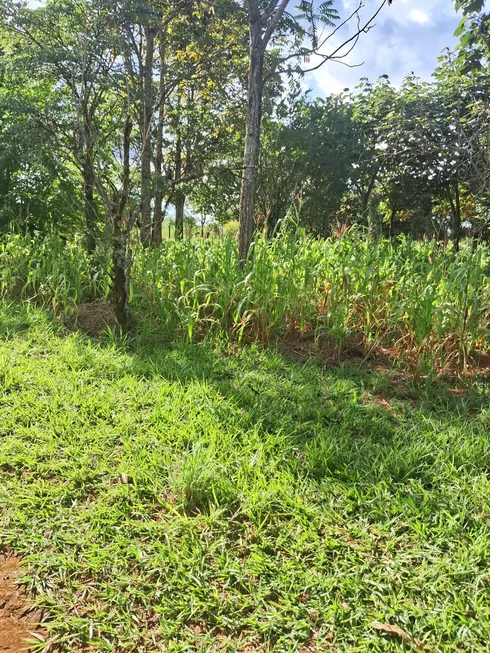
top-left (74, 299), bottom-right (117, 336)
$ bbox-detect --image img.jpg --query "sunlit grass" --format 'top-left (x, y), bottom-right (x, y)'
top-left (0, 303), bottom-right (489, 651)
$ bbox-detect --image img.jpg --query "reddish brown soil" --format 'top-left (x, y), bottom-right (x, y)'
top-left (0, 554), bottom-right (44, 652)
top-left (473, 351), bottom-right (490, 371)
top-left (278, 332), bottom-right (391, 369)
top-left (278, 331), bottom-right (490, 379)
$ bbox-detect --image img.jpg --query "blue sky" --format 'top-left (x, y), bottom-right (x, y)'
top-left (305, 0), bottom-right (462, 95)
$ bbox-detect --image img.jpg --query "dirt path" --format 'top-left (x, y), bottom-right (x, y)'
top-left (0, 554), bottom-right (44, 652)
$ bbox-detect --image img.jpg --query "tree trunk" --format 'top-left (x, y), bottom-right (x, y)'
top-left (140, 26), bottom-right (155, 248)
top-left (112, 119), bottom-right (133, 330)
top-left (361, 193), bottom-right (368, 217)
top-left (360, 170), bottom-right (378, 224)
top-left (446, 183), bottom-right (461, 252)
top-left (389, 209), bottom-right (396, 238)
top-left (453, 183), bottom-right (461, 252)
top-left (153, 191), bottom-right (163, 246)
top-left (153, 197), bottom-right (170, 246)
top-left (112, 205), bottom-right (131, 330)
top-left (174, 191), bottom-right (185, 240)
top-left (174, 126), bottom-right (184, 240)
top-left (152, 34), bottom-right (166, 247)
top-left (82, 160), bottom-right (98, 255)
top-left (238, 9), bottom-right (264, 263)
top-left (368, 197), bottom-right (382, 240)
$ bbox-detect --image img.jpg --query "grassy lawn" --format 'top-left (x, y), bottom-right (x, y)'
top-left (1, 302), bottom-right (490, 652)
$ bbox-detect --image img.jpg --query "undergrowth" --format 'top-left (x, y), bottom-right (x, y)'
top-left (0, 229), bottom-right (489, 371)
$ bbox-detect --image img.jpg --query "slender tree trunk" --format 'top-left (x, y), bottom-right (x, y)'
top-left (153, 197), bottom-right (170, 245)
top-left (0, 168), bottom-right (11, 216)
top-left (360, 170), bottom-right (378, 224)
top-left (368, 197), bottom-right (382, 240)
top-left (361, 193), bottom-right (368, 217)
top-left (112, 119), bottom-right (133, 330)
top-left (174, 126), bottom-right (184, 240)
top-left (238, 10), bottom-right (264, 263)
top-left (453, 183), bottom-right (461, 252)
top-left (112, 206), bottom-right (131, 330)
top-left (82, 159), bottom-right (98, 255)
top-left (174, 191), bottom-right (185, 240)
top-left (81, 120), bottom-right (98, 255)
top-left (389, 209), bottom-right (396, 238)
top-left (446, 183), bottom-right (461, 252)
top-left (152, 38), bottom-right (166, 247)
top-left (152, 95), bottom-right (164, 247)
top-left (153, 192), bottom-right (163, 246)
top-left (140, 27), bottom-right (155, 248)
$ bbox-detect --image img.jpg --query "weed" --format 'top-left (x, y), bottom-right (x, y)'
top-left (1, 231), bottom-right (488, 372)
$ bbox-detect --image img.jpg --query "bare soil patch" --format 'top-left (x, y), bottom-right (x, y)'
top-left (278, 332), bottom-right (390, 369)
top-left (279, 332), bottom-right (490, 381)
top-left (471, 351), bottom-right (490, 372)
top-left (0, 554), bottom-right (44, 652)
top-left (71, 299), bottom-right (117, 336)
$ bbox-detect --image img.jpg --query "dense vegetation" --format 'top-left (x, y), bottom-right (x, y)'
top-left (1, 231), bottom-right (489, 373)
top-left (0, 0), bottom-right (490, 651)
top-left (1, 0), bottom-right (490, 325)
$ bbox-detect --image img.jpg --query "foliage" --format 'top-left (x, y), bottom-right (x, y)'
top-left (0, 233), bottom-right (110, 310)
top-left (222, 219), bottom-right (239, 239)
top-left (2, 231), bottom-right (489, 372)
top-left (2, 0), bottom-right (490, 255)
top-left (258, 98), bottom-right (356, 235)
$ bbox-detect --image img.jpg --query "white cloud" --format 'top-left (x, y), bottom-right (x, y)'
top-left (409, 9), bottom-right (430, 24)
top-left (310, 64), bottom-right (350, 96)
top-left (305, 0), bottom-right (459, 96)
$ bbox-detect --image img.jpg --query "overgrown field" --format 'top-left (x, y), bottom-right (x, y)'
top-left (1, 230), bottom-right (489, 371)
top-left (0, 303), bottom-right (489, 651)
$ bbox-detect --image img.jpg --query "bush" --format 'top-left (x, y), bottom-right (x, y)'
top-left (222, 220), bottom-right (239, 240)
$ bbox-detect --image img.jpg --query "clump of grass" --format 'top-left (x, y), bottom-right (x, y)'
top-left (168, 443), bottom-right (238, 514)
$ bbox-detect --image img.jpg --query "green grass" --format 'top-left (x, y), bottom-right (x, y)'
top-left (1, 302), bottom-right (490, 651)
top-left (1, 230), bottom-right (489, 372)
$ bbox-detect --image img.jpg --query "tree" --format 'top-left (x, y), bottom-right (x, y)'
top-left (161, 1), bottom-right (247, 241)
top-left (0, 0), bottom-right (126, 253)
top-left (346, 76), bottom-right (397, 237)
top-left (1, 0), bottom-right (148, 326)
top-left (237, 0), bottom-right (393, 261)
top-left (255, 96), bottom-right (356, 236)
top-left (0, 43), bottom-right (82, 234)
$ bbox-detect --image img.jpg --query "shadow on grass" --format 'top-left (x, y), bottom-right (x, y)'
top-left (121, 334), bottom-right (490, 491)
top-left (2, 301), bottom-right (488, 489)
top-left (2, 302), bottom-right (490, 651)
top-left (0, 301), bottom-right (53, 337)
top-left (129, 333), bottom-right (489, 417)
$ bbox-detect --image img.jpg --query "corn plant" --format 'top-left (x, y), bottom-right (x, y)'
top-left (1, 230), bottom-right (489, 372)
